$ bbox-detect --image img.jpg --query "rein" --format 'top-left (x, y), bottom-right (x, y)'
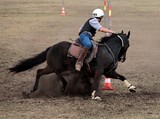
top-left (100, 42), bottom-right (118, 74)
top-left (100, 34), bottom-right (125, 62)
top-left (103, 42), bottom-right (116, 65)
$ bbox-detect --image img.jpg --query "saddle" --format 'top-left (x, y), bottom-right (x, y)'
top-left (67, 38), bottom-right (98, 63)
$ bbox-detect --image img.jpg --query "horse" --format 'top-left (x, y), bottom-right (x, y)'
top-left (9, 31), bottom-right (136, 100)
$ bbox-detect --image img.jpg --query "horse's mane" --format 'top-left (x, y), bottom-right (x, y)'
top-left (98, 33), bottom-right (118, 44)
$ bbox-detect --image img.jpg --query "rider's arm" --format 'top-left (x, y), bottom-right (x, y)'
top-left (89, 18), bottom-right (115, 34)
top-left (89, 18), bottom-right (103, 30)
top-left (99, 27), bottom-right (115, 34)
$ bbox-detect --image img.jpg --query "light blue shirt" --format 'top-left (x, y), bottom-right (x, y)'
top-left (89, 18), bottom-right (103, 30)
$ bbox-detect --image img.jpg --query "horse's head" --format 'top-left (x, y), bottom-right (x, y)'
top-left (99, 31), bottom-right (130, 62)
top-left (117, 31), bottom-right (130, 62)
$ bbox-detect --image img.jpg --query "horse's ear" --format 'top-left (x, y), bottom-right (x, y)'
top-left (127, 31), bottom-right (130, 38)
top-left (121, 30), bottom-right (124, 34)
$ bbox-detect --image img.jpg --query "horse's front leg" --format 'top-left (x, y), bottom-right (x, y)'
top-left (123, 80), bottom-right (136, 92)
top-left (106, 71), bottom-right (136, 92)
top-left (91, 70), bottom-right (103, 101)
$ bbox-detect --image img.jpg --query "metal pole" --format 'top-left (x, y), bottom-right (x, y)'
top-left (108, 1), bottom-right (111, 30)
top-left (62, 0), bottom-right (64, 7)
top-left (104, 1), bottom-right (107, 28)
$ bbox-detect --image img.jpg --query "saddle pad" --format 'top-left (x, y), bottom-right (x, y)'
top-left (68, 44), bottom-right (82, 58)
top-left (68, 42), bottom-right (98, 63)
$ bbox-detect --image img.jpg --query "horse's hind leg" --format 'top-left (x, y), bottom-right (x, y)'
top-left (22, 89), bottom-right (42, 98)
top-left (32, 66), bottom-right (53, 92)
top-left (56, 72), bottom-right (67, 92)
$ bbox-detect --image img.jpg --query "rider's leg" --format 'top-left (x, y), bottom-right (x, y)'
top-left (75, 47), bottom-right (89, 71)
top-left (75, 33), bottom-right (92, 71)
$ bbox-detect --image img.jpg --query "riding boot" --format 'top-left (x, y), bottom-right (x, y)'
top-left (75, 47), bottom-right (89, 71)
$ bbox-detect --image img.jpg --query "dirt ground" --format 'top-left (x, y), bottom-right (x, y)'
top-left (0, 0), bottom-right (160, 118)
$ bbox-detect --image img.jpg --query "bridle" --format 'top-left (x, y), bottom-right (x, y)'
top-left (117, 34), bottom-right (127, 62)
top-left (103, 34), bottom-right (126, 63)
top-left (117, 35), bottom-right (124, 48)
top-left (97, 34), bottom-right (127, 74)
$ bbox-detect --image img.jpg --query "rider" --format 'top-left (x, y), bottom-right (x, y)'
top-left (75, 8), bottom-right (115, 71)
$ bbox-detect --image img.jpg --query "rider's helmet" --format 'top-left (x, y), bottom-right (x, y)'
top-left (92, 8), bottom-right (104, 18)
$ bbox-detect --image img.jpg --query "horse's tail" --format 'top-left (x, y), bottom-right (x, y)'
top-left (8, 47), bottom-right (51, 73)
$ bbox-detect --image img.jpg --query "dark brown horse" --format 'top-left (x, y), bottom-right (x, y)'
top-left (9, 31), bottom-right (136, 100)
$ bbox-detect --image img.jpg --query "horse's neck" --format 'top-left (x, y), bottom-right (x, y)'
top-left (107, 40), bottom-right (122, 59)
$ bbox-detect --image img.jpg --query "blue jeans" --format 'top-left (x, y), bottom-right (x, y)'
top-left (79, 32), bottom-right (93, 49)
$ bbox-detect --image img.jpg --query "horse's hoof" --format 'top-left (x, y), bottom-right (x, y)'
top-left (128, 85), bottom-right (136, 93)
top-left (129, 89), bottom-right (136, 92)
top-left (30, 88), bottom-right (37, 93)
top-left (60, 86), bottom-right (65, 92)
top-left (22, 92), bottom-right (30, 99)
top-left (92, 96), bottom-right (102, 101)
top-left (30, 90), bottom-right (34, 93)
top-left (91, 90), bottom-right (102, 101)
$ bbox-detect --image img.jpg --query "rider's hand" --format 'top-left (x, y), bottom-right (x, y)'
top-left (111, 31), bottom-right (116, 34)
